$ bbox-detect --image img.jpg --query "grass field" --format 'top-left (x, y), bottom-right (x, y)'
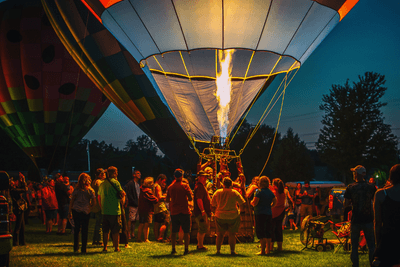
top-left (9, 218), bottom-right (372, 267)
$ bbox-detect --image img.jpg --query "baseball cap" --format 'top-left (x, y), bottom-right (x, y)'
top-left (350, 165), bottom-right (366, 175)
top-left (174, 169), bottom-right (183, 178)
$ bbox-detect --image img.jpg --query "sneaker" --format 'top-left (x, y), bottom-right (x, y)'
top-left (290, 228), bottom-right (293, 231)
top-left (171, 249), bottom-right (177, 255)
top-left (114, 248), bottom-right (121, 252)
top-left (184, 249), bottom-right (190, 255)
top-left (125, 244), bottom-right (132, 249)
top-left (231, 251), bottom-right (237, 256)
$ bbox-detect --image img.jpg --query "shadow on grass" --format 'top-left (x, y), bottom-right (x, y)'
top-left (19, 251), bottom-right (104, 257)
top-left (148, 254), bottom-right (186, 259)
top-left (267, 250), bottom-right (302, 257)
top-left (207, 253), bottom-right (249, 258)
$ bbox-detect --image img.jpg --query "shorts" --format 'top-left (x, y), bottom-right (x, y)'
top-left (255, 214), bottom-right (272, 239)
top-left (128, 206), bottom-right (139, 221)
top-left (45, 209), bottom-right (57, 220)
top-left (58, 204), bottom-right (69, 219)
top-left (288, 214), bottom-right (296, 220)
top-left (171, 213), bottom-right (191, 234)
top-left (139, 213), bottom-right (152, 224)
top-left (154, 211), bottom-right (167, 224)
top-left (195, 214), bottom-right (210, 234)
top-left (300, 204), bottom-right (313, 217)
top-left (103, 214), bottom-right (122, 234)
top-left (215, 216), bottom-right (241, 234)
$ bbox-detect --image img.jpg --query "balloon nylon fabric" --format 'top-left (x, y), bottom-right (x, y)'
top-left (42, 0), bottom-right (198, 164)
top-left (77, 0), bottom-right (357, 144)
top-left (0, 0), bottom-right (110, 169)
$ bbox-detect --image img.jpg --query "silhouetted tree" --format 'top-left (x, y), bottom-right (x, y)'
top-left (270, 128), bottom-right (314, 182)
top-left (316, 72), bottom-right (398, 183)
top-left (230, 120), bottom-right (279, 182)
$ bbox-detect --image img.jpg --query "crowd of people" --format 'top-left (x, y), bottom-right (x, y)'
top-left (6, 162), bottom-right (400, 266)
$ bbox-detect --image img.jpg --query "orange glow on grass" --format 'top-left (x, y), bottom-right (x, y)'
top-left (338, 0), bottom-right (359, 21)
top-left (215, 49), bottom-right (234, 138)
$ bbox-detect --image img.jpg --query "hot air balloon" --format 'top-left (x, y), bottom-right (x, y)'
top-left (0, 0), bottom-right (110, 172)
top-left (41, 0), bottom-right (198, 166)
top-left (67, 0), bottom-right (358, 147)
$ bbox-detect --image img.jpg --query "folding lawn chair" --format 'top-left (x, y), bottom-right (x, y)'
top-left (330, 221), bottom-right (351, 253)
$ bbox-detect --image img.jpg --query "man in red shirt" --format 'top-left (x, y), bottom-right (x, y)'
top-left (193, 171), bottom-right (212, 251)
top-left (166, 169), bottom-right (193, 255)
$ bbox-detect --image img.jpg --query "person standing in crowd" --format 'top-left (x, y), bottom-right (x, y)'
top-left (55, 173), bottom-right (72, 235)
top-left (294, 183), bottom-right (302, 226)
top-left (270, 178), bottom-right (286, 251)
top-left (68, 173), bottom-right (95, 254)
top-left (282, 185), bottom-right (293, 229)
top-left (166, 169), bottom-right (193, 255)
top-left (251, 176), bottom-right (276, 255)
top-left (36, 183), bottom-right (45, 225)
top-left (11, 173), bottom-right (27, 246)
top-left (98, 166), bottom-right (126, 252)
top-left (314, 187), bottom-right (321, 216)
top-left (91, 168), bottom-right (106, 245)
top-left (153, 174), bottom-right (169, 242)
top-left (344, 165), bottom-right (376, 267)
top-left (300, 180), bottom-right (314, 224)
top-left (212, 177), bottom-right (246, 255)
top-left (137, 177), bottom-right (158, 243)
top-left (246, 176), bottom-right (259, 200)
top-left (373, 164), bottom-right (400, 267)
top-left (193, 170), bottom-right (212, 251)
top-left (42, 179), bottom-right (58, 233)
top-left (124, 170), bottom-right (141, 240)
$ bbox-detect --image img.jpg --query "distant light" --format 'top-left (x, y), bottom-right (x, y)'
top-left (376, 175), bottom-right (379, 178)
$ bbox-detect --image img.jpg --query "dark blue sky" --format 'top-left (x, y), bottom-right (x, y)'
top-left (84, 0), bottom-right (400, 150)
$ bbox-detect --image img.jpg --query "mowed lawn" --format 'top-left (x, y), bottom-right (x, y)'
top-left (10, 218), bottom-right (371, 267)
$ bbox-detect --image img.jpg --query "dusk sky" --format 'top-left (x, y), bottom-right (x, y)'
top-left (84, 0), bottom-right (400, 151)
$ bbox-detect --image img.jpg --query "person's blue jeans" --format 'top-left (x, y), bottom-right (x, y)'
top-left (92, 211), bottom-right (103, 243)
top-left (350, 222), bottom-right (375, 267)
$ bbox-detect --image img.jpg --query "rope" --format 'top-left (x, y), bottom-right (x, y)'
top-left (257, 68), bottom-right (300, 176)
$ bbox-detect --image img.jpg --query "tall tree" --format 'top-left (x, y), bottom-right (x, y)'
top-left (316, 72), bottom-right (398, 183)
top-left (270, 128), bottom-right (314, 182)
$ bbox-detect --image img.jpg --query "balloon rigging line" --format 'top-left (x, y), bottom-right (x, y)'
top-left (229, 55), bottom-right (283, 147)
top-left (257, 68), bottom-right (300, 176)
top-left (228, 50), bottom-right (257, 138)
top-left (258, 75), bottom-right (287, 177)
top-left (153, 54), bottom-right (197, 145)
top-left (238, 70), bottom-right (288, 156)
top-left (239, 66), bottom-right (299, 158)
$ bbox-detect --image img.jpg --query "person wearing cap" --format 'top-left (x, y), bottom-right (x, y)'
top-left (299, 180), bottom-right (315, 224)
top-left (166, 169), bottom-right (193, 255)
top-left (193, 170), bottom-right (212, 251)
top-left (344, 165), bottom-right (376, 267)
